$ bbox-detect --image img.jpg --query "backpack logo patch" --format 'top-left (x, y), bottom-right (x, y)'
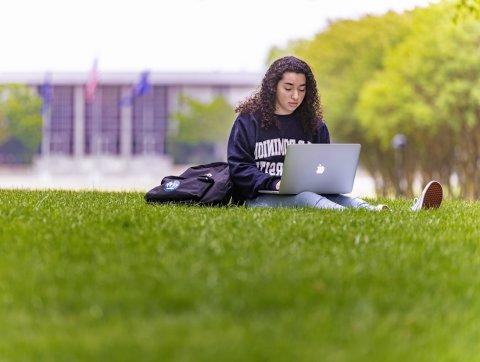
top-left (164, 180), bottom-right (180, 192)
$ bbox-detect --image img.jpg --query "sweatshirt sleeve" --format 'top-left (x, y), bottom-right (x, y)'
top-left (227, 114), bottom-right (280, 199)
top-left (315, 120), bottom-right (331, 144)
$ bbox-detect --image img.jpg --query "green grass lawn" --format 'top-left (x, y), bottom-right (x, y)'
top-left (0, 190), bottom-right (480, 361)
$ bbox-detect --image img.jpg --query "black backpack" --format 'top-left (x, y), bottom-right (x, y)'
top-left (145, 162), bottom-right (234, 206)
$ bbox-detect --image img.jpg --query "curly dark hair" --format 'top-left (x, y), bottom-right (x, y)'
top-left (235, 55), bottom-right (323, 135)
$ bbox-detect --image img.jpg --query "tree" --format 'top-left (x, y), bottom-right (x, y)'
top-left (0, 85), bottom-right (42, 163)
top-left (454, 0), bottom-right (480, 21)
top-left (172, 94), bottom-right (234, 144)
top-left (267, 1), bottom-right (480, 197)
top-left (357, 3), bottom-right (480, 198)
top-left (0, 107), bottom-right (9, 145)
top-left (169, 94), bottom-right (235, 163)
top-left (267, 11), bottom-right (416, 195)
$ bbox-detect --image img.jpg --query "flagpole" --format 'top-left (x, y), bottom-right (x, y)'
top-left (40, 73), bottom-right (52, 158)
top-left (142, 92), bottom-right (146, 156)
top-left (85, 59), bottom-right (100, 156)
top-left (142, 92), bottom-right (154, 155)
top-left (122, 70), bottom-right (151, 156)
top-left (93, 90), bottom-right (102, 156)
top-left (147, 90), bottom-right (154, 154)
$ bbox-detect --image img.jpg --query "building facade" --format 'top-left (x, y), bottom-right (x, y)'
top-left (0, 72), bottom-right (260, 162)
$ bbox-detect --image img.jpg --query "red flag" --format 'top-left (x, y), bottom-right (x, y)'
top-left (85, 59), bottom-right (99, 102)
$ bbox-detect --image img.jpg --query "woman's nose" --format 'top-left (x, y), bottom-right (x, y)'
top-left (292, 90), bottom-right (299, 100)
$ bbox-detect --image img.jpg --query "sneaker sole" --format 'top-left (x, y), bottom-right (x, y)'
top-left (422, 181), bottom-right (443, 209)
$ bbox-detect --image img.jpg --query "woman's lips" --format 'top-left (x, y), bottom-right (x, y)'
top-left (288, 102), bottom-right (298, 107)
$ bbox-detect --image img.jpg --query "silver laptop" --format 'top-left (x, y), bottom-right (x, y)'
top-left (259, 144), bottom-right (361, 195)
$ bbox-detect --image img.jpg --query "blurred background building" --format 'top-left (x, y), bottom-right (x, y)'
top-left (0, 71), bottom-right (269, 191)
top-left (0, 71), bottom-right (259, 162)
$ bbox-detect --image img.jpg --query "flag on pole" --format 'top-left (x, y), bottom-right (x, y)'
top-left (85, 59), bottom-right (99, 102)
top-left (40, 73), bottom-right (53, 115)
top-left (133, 70), bottom-right (151, 97)
top-left (120, 70), bottom-right (151, 107)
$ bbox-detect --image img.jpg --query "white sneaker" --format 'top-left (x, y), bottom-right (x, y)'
top-left (374, 204), bottom-right (391, 212)
top-left (411, 181), bottom-right (443, 211)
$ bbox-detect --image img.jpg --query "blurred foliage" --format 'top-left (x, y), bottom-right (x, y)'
top-left (0, 85), bottom-right (42, 163)
top-left (454, 0), bottom-right (480, 21)
top-left (0, 106), bottom-right (8, 145)
top-left (357, 5), bottom-right (480, 198)
top-left (169, 94), bottom-right (234, 164)
top-left (267, 1), bottom-right (480, 199)
top-left (171, 94), bottom-right (234, 145)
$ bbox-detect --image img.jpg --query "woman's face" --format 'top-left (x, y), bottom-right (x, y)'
top-left (274, 72), bottom-right (306, 115)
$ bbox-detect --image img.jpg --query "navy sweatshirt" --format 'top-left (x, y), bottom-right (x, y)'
top-left (227, 111), bottom-right (330, 199)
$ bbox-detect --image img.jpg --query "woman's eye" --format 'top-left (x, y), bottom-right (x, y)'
top-left (299, 88), bottom-right (306, 92)
top-left (285, 88), bottom-right (292, 91)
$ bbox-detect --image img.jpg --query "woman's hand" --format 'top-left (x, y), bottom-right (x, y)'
top-left (275, 180), bottom-right (281, 190)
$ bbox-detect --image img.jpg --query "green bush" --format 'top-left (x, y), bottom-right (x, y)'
top-left (168, 94), bottom-right (235, 164)
top-left (0, 84), bottom-right (42, 163)
top-left (268, 2), bottom-right (480, 199)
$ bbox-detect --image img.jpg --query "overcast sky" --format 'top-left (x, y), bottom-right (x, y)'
top-left (0, 0), bottom-right (436, 73)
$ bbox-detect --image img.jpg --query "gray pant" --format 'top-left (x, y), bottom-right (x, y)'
top-left (245, 191), bottom-right (376, 210)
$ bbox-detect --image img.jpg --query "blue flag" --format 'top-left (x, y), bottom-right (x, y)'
top-left (133, 71), bottom-right (151, 97)
top-left (120, 70), bottom-right (151, 107)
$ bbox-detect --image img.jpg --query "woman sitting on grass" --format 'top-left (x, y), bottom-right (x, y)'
top-left (227, 55), bottom-right (443, 211)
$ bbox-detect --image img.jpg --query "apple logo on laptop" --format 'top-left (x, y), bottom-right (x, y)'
top-left (316, 164), bottom-right (326, 174)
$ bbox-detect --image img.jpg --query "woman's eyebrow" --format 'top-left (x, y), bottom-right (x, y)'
top-left (284, 82), bottom-right (307, 86)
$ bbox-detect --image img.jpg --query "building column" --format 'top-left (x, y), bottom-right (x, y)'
top-left (74, 85), bottom-right (85, 158)
top-left (120, 86), bottom-right (132, 157)
top-left (41, 108), bottom-right (51, 157)
top-left (166, 85), bottom-right (182, 155)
